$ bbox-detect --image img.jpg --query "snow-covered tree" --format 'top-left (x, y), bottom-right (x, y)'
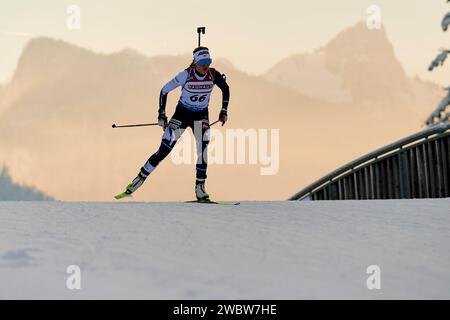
top-left (426, 3), bottom-right (450, 126)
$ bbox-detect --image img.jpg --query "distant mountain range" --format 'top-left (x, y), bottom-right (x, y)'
top-left (264, 22), bottom-right (441, 109)
top-left (0, 21), bottom-right (444, 201)
top-left (0, 166), bottom-right (53, 200)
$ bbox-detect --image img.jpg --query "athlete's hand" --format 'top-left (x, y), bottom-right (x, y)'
top-left (158, 112), bottom-right (168, 130)
top-left (202, 121), bottom-right (210, 131)
top-left (219, 111), bottom-right (228, 126)
top-left (158, 117), bottom-right (168, 129)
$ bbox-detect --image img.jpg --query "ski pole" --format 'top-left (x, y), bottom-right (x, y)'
top-left (113, 120), bottom-right (222, 128)
top-left (112, 123), bottom-right (158, 128)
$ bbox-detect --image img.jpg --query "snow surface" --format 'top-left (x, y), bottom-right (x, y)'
top-left (0, 199), bottom-right (449, 299)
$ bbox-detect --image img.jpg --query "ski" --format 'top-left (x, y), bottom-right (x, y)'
top-left (185, 199), bottom-right (240, 205)
top-left (114, 191), bottom-right (132, 200)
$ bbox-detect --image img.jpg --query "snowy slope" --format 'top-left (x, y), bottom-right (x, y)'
top-left (0, 199), bottom-right (449, 299)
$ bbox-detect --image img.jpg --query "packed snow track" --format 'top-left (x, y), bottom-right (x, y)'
top-left (0, 199), bottom-right (449, 299)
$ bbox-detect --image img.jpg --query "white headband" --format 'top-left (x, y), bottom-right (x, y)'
top-left (194, 49), bottom-right (211, 62)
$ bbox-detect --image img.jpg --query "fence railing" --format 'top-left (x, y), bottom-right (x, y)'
top-left (289, 122), bottom-right (450, 200)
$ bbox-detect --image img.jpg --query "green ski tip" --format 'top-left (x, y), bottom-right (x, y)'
top-left (114, 191), bottom-right (132, 200)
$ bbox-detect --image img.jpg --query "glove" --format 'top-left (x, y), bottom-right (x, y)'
top-left (201, 119), bottom-right (210, 131)
top-left (219, 110), bottom-right (228, 126)
top-left (158, 110), bottom-right (168, 129)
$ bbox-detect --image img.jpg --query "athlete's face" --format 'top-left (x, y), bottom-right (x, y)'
top-left (195, 61), bottom-right (210, 75)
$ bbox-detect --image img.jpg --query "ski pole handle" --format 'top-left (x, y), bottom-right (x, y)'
top-left (112, 123), bottom-right (159, 128)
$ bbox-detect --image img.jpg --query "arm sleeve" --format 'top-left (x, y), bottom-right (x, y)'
top-left (158, 90), bottom-right (167, 115)
top-left (213, 69), bottom-right (230, 113)
top-left (159, 70), bottom-right (188, 113)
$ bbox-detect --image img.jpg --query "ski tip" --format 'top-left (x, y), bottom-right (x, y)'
top-left (114, 192), bottom-right (132, 200)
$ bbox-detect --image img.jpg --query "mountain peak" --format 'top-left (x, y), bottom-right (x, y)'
top-left (19, 37), bottom-right (93, 63)
top-left (319, 21), bottom-right (390, 54)
top-left (265, 21), bottom-right (409, 104)
top-left (12, 37), bottom-right (96, 85)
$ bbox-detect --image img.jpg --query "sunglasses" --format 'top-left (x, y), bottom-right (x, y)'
top-left (197, 58), bottom-right (212, 66)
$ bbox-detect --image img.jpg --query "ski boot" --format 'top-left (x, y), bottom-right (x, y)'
top-left (195, 178), bottom-right (210, 202)
top-left (114, 172), bottom-right (147, 200)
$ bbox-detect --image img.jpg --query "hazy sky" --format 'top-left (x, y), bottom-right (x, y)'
top-left (1, 0), bottom-right (449, 85)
